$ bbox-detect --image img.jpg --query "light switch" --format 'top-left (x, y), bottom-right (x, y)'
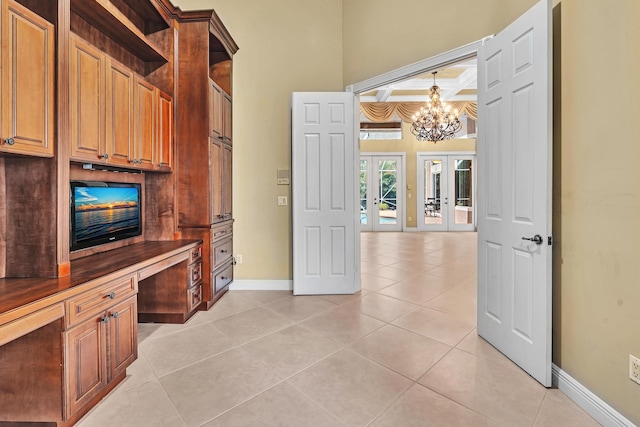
top-left (277, 196), bottom-right (288, 206)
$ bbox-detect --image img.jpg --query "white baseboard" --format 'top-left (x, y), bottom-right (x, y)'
top-left (402, 227), bottom-right (419, 232)
top-left (552, 364), bottom-right (637, 427)
top-left (228, 280), bottom-right (293, 291)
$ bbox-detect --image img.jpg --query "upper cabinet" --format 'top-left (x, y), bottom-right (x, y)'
top-left (0, 0), bottom-right (55, 157)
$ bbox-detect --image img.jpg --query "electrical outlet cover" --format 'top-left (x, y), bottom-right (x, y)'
top-left (630, 355), bottom-right (640, 385)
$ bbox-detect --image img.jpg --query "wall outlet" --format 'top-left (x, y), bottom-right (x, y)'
top-left (630, 354), bottom-right (640, 385)
top-left (235, 254), bottom-right (243, 265)
top-left (277, 196), bottom-right (288, 206)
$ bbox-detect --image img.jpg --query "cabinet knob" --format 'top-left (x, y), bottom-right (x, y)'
top-left (111, 312), bottom-right (119, 319)
top-left (221, 276), bottom-right (227, 280)
top-left (5, 137), bottom-right (15, 146)
top-left (107, 292), bottom-right (115, 299)
top-left (220, 249), bottom-right (228, 254)
top-left (102, 316), bottom-right (110, 323)
top-left (100, 153), bottom-right (109, 159)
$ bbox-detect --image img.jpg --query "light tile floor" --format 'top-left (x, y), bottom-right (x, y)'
top-left (77, 232), bottom-right (601, 427)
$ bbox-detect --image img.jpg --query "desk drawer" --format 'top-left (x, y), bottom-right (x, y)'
top-left (187, 282), bottom-right (202, 313)
top-left (190, 245), bottom-right (202, 263)
top-left (213, 262), bottom-right (233, 294)
top-left (212, 237), bottom-right (232, 269)
top-left (189, 261), bottom-right (203, 286)
top-left (66, 274), bottom-right (137, 327)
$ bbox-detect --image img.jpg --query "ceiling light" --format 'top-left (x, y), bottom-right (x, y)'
top-left (410, 71), bottom-right (461, 142)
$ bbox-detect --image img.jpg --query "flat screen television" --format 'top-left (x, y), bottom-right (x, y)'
top-left (70, 181), bottom-right (142, 251)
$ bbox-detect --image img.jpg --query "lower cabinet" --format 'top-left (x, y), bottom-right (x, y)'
top-left (65, 294), bottom-right (137, 419)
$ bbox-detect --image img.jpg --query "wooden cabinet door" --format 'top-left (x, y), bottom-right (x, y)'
top-left (106, 296), bottom-right (137, 382)
top-left (65, 313), bottom-right (108, 418)
top-left (133, 77), bottom-right (156, 170)
top-left (209, 80), bottom-right (223, 139)
top-left (105, 59), bottom-right (134, 167)
top-left (222, 94), bottom-right (232, 143)
top-left (156, 90), bottom-right (173, 171)
top-left (222, 143), bottom-right (232, 219)
top-left (0, 0), bottom-right (54, 157)
top-left (70, 35), bottom-right (105, 163)
top-left (210, 138), bottom-right (223, 222)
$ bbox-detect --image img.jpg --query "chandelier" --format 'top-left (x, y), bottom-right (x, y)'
top-left (410, 71), bottom-right (462, 142)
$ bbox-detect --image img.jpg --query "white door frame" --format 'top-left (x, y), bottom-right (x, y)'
top-left (417, 152), bottom-right (477, 232)
top-left (360, 152), bottom-right (405, 232)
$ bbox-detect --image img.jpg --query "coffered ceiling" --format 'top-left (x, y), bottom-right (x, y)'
top-left (358, 59), bottom-right (477, 104)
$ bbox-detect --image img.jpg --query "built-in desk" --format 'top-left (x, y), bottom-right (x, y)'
top-left (0, 239), bottom-right (202, 427)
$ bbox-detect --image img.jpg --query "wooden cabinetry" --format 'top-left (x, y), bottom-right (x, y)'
top-left (105, 58), bottom-right (135, 167)
top-left (177, 13), bottom-right (237, 307)
top-left (133, 76), bottom-right (156, 170)
top-left (70, 34), bottom-right (172, 172)
top-left (156, 90), bottom-right (173, 171)
top-left (65, 274), bottom-right (138, 419)
top-left (0, 0), bottom-right (55, 157)
top-left (137, 243), bottom-right (203, 323)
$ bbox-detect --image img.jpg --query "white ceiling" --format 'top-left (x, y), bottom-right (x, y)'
top-left (358, 59), bottom-right (477, 104)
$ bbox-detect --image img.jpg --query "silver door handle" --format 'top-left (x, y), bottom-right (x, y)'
top-left (522, 234), bottom-right (543, 245)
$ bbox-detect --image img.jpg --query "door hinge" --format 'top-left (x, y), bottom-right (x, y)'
top-left (548, 236), bottom-right (553, 246)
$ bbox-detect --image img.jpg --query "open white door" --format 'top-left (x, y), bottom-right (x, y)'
top-left (291, 92), bottom-right (360, 295)
top-left (477, 0), bottom-right (553, 386)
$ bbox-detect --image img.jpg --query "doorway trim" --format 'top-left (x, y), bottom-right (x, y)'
top-left (346, 39), bottom-right (487, 95)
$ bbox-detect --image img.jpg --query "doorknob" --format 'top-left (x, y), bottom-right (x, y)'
top-left (522, 234), bottom-right (543, 245)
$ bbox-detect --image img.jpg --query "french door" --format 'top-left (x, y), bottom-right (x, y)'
top-left (360, 154), bottom-right (403, 232)
top-left (417, 154), bottom-right (475, 231)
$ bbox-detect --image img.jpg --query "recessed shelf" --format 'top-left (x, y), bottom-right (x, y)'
top-left (70, 0), bottom-right (169, 63)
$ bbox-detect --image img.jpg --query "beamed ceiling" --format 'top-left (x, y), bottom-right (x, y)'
top-left (359, 59), bottom-right (477, 104)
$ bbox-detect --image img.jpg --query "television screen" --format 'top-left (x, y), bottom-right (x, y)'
top-left (70, 181), bottom-right (142, 251)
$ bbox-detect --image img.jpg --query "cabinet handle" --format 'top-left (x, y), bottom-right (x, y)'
top-left (99, 153), bottom-right (109, 159)
top-left (101, 316), bottom-right (110, 323)
top-left (220, 249), bottom-right (228, 253)
top-left (111, 312), bottom-right (119, 319)
top-left (107, 292), bottom-right (115, 299)
top-left (5, 137), bottom-right (15, 146)
top-left (220, 276), bottom-right (227, 280)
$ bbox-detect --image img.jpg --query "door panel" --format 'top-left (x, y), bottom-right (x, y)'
top-left (477, 0), bottom-right (552, 387)
top-left (418, 155), bottom-right (475, 231)
top-left (360, 155), bottom-right (403, 232)
top-left (292, 92), bottom-right (359, 295)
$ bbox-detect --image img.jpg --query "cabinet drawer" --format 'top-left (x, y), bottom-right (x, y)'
top-left (213, 262), bottom-right (233, 294)
top-left (211, 221), bottom-right (232, 241)
top-left (189, 261), bottom-right (203, 286)
top-left (66, 275), bottom-right (137, 327)
top-left (212, 237), bottom-right (232, 268)
top-left (190, 245), bottom-right (202, 263)
top-left (187, 282), bottom-right (202, 313)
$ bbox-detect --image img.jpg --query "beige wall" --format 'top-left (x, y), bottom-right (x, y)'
top-left (360, 122), bottom-right (475, 228)
top-left (173, 0), bottom-right (640, 422)
top-left (172, 0), bottom-right (344, 280)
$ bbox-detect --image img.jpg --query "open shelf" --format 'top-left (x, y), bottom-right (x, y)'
top-left (70, 0), bottom-right (169, 63)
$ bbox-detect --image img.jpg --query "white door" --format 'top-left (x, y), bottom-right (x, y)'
top-left (360, 155), bottom-right (403, 232)
top-left (291, 92), bottom-right (360, 295)
top-left (418, 154), bottom-right (475, 232)
top-left (477, 0), bottom-right (552, 386)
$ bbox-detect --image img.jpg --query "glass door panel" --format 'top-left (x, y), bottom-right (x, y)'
top-left (377, 159), bottom-right (398, 226)
top-left (360, 155), bottom-right (403, 232)
top-left (418, 154), bottom-right (475, 231)
top-left (453, 159), bottom-right (474, 227)
top-left (360, 159), bottom-right (369, 227)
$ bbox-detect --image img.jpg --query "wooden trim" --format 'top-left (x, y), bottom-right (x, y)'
top-left (0, 303), bottom-right (65, 347)
top-left (137, 250), bottom-right (189, 280)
